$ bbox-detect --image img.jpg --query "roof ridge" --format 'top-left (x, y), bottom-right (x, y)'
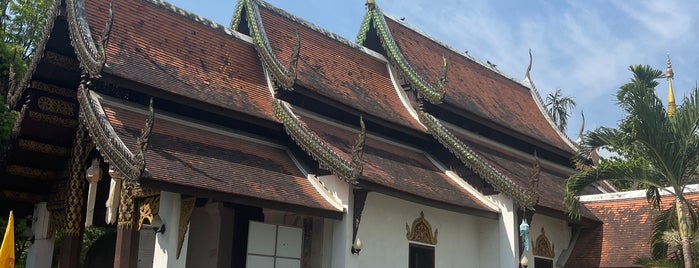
top-left (525, 76), bottom-right (578, 150)
top-left (143, 0), bottom-right (249, 40)
top-left (255, 0), bottom-right (365, 51)
top-left (381, 12), bottom-right (536, 94)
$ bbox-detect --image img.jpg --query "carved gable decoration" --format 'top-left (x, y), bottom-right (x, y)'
top-left (406, 211), bottom-right (438, 245)
top-left (534, 227), bottom-right (554, 258)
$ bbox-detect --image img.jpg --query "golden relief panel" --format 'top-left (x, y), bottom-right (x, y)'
top-left (137, 195), bottom-right (160, 230)
top-left (18, 139), bottom-right (69, 156)
top-left (28, 111), bottom-right (78, 128)
top-left (534, 227), bottom-right (555, 258)
top-left (37, 96), bottom-right (76, 116)
top-left (30, 81), bottom-right (74, 98)
top-left (406, 211), bottom-right (438, 245)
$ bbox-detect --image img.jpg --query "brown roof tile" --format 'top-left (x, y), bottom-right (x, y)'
top-left (85, 0), bottom-right (275, 121)
top-left (294, 110), bottom-right (496, 215)
top-left (384, 17), bottom-right (573, 153)
top-left (100, 100), bottom-right (340, 215)
top-left (567, 193), bottom-right (699, 267)
top-left (257, 5), bottom-right (424, 131)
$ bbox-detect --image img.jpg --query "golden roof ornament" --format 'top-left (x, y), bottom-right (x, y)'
top-left (366, 0), bottom-right (375, 10)
top-left (667, 54), bottom-right (676, 117)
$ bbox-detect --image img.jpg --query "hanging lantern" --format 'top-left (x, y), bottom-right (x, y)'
top-left (519, 218), bottom-right (530, 251)
top-left (84, 158), bottom-right (102, 227)
top-left (105, 167), bottom-right (121, 224)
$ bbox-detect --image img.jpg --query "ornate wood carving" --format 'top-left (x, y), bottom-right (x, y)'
top-left (418, 111), bottom-right (536, 208)
top-left (356, 4), bottom-right (447, 104)
top-left (5, 165), bottom-right (56, 179)
top-left (406, 211), bottom-right (438, 245)
top-left (77, 79), bottom-right (154, 182)
top-left (534, 228), bottom-right (554, 258)
top-left (43, 52), bottom-right (81, 72)
top-left (65, 0), bottom-right (113, 77)
top-left (117, 179), bottom-right (136, 229)
top-left (137, 195), bottom-right (160, 231)
top-left (37, 96), bottom-right (76, 116)
top-left (28, 111), bottom-right (79, 128)
top-left (239, 0), bottom-right (299, 89)
top-left (30, 81), bottom-right (74, 98)
top-left (17, 139), bottom-right (70, 156)
top-left (273, 100), bottom-right (365, 183)
top-left (65, 123), bottom-right (87, 236)
top-left (177, 197), bottom-right (196, 258)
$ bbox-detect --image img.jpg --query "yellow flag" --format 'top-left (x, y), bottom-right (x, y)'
top-left (0, 211), bottom-right (15, 268)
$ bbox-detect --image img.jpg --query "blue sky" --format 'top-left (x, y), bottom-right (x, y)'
top-left (166, 0), bottom-right (699, 138)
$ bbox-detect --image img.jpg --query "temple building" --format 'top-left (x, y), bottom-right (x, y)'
top-left (0, 0), bottom-right (672, 267)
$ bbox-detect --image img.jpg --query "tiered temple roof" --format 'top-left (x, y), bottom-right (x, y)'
top-left (2, 0), bottom-right (597, 226)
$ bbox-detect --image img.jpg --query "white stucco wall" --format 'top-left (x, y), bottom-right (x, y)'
top-left (520, 214), bottom-right (572, 268)
top-left (353, 193), bottom-right (499, 268)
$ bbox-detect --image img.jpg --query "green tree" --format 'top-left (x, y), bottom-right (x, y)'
top-left (545, 88), bottom-right (576, 131)
top-left (0, 0), bottom-right (51, 142)
top-left (566, 65), bottom-right (699, 267)
top-left (2, 0), bottom-right (52, 61)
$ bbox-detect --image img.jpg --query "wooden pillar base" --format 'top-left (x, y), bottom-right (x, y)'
top-left (114, 226), bottom-right (139, 268)
top-left (58, 234), bottom-right (82, 268)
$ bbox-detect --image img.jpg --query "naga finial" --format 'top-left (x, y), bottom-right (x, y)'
top-left (666, 53), bottom-right (674, 79)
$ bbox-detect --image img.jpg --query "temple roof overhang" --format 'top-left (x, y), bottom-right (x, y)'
top-left (285, 106), bottom-right (499, 218)
top-left (90, 91), bottom-right (344, 219)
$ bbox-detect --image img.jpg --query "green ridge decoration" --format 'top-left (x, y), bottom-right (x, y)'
top-left (273, 100), bottom-right (365, 184)
top-left (418, 111), bottom-right (537, 208)
top-left (66, 0), bottom-right (113, 78)
top-left (77, 76), bottom-right (154, 182)
top-left (230, 0), bottom-right (245, 31)
top-left (357, 5), bottom-right (447, 104)
top-left (237, 0), bottom-right (299, 89)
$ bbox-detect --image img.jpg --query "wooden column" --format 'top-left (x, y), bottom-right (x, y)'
top-left (58, 123), bottom-right (87, 268)
top-left (114, 174), bottom-right (139, 268)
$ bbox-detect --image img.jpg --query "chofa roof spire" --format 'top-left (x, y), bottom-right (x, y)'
top-left (666, 54), bottom-right (676, 117)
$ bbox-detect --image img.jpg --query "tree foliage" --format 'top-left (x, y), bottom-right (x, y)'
top-left (566, 65), bottom-right (699, 266)
top-left (0, 0), bottom-right (51, 142)
top-left (545, 88), bottom-right (576, 131)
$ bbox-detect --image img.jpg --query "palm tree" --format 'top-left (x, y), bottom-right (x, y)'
top-left (565, 65), bottom-right (699, 267)
top-left (545, 89), bottom-right (576, 131)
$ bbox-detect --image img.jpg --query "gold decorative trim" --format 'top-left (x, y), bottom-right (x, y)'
top-left (534, 228), bottom-right (554, 258)
top-left (133, 186), bottom-right (159, 198)
top-left (5, 165), bottom-right (56, 179)
top-left (28, 111), bottom-right (79, 128)
top-left (137, 195), bottom-right (160, 230)
top-left (30, 81), bottom-right (75, 98)
top-left (17, 139), bottom-right (70, 156)
top-left (65, 123), bottom-right (87, 236)
top-left (177, 197), bottom-right (196, 258)
top-left (406, 211), bottom-right (438, 245)
top-left (117, 179), bottom-right (136, 229)
top-left (43, 51), bottom-right (80, 72)
top-left (37, 96), bottom-right (76, 116)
